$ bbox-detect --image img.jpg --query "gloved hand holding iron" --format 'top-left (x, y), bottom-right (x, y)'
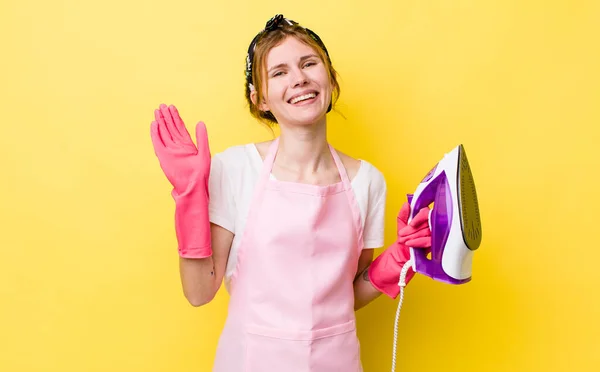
top-left (150, 104), bottom-right (212, 258)
top-left (368, 202), bottom-right (432, 299)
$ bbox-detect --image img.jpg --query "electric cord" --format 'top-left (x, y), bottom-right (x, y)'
top-left (391, 259), bottom-right (414, 372)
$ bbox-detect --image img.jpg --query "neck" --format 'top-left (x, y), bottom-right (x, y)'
top-left (276, 116), bottom-right (331, 174)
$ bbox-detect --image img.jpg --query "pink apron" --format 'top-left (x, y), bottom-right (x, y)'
top-left (213, 137), bottom-right (364, 372)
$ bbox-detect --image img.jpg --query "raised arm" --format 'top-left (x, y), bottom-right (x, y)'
top-left (150, 103), bottom-right (232, 306)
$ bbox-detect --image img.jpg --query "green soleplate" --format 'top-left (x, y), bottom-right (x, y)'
top-left (457, 145), bottom-right (482, 251)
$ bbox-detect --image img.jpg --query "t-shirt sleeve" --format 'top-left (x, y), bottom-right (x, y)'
top-left (362, 166), bottom-right (387, 249)
top-left (208, 153), bottom-right (236, 233)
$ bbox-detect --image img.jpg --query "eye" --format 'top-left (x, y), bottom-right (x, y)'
top-left (303, 61), bottom-right (317, 68)
top-left (272, 71), bottom-right (285, 77)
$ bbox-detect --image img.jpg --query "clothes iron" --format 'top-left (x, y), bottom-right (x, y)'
top-left (390, 144), bottom-right (482, 371)
top-left (407, 144), bottom-right (482, 284)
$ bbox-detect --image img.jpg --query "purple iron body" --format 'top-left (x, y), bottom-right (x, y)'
top-left (407, 144), bottom-right (482, 284)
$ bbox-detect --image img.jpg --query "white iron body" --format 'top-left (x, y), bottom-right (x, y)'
top-left (407, 144), bottom-right (482, 285)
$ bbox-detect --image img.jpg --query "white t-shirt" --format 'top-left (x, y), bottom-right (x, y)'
top-left (208, 143), bottom-right (387, 291)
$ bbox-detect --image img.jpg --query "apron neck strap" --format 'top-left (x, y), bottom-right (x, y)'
top-left (260, 137), bottom-right (352, 187)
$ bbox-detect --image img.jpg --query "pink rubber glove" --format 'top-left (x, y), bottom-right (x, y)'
top-left (150, 104), bottom-right (212, 258)
top-left (368, 202), bottom-right (431, 299)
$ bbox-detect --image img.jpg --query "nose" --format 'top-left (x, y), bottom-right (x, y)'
top-left (290, 68), bottom-right (309, 88)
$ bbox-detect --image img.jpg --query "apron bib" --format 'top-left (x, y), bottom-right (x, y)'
top-left (213, 138), bottom-right (364, 372)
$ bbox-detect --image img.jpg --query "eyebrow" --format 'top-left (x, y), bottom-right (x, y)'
top-left (267, 54), bottom-right (319, 73)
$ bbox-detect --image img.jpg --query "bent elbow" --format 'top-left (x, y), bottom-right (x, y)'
top-left (188, 297), bottom-right (209, 307)
top-left (185, 291), bottom-right (216, 307)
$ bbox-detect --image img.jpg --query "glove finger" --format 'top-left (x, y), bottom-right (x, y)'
top-left (195, 122), bottom-right (211, 158)
top-left (155, 108), bottom-right (176, 148)
top-left (160, 104), bottom-right (184, 145)
top-left (398, 227), bottom-right (431, 244)
top-left (196, 122), bottom-right (211, 192)
top-left (396, 202), bottom-right (410, 230)
top-left (405, 236), bottom-right (431, 248)
top-left (150, 120), bottom-right (164, 149)
top-left (170, 105), bottom-right (194, 144)
top-left (398, 223), bottom-right (430, 238)
top-left (409, 207), bottom-right (430, 228)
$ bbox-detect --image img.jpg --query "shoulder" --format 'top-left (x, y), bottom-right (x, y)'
top-left (334, 149), bottom-right (363, 182)
top-left (334, 148), bottom-right (386, 188)
top-left (213, 143), bottom-right (248, 161)
top-left (357, 160), bottom-right (386, 188)
top-left (212, 143), bottom-right (258, 169)
top-left (253, 140), bottom-right (273, 161)
top-left (349, 157), bottom-right (387, 205)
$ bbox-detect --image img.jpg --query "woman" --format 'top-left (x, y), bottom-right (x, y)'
top-left (150, 14), bottom-right (432, 372)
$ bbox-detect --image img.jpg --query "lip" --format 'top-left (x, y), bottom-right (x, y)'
top-left (287, 90), bottom-right (319, 104)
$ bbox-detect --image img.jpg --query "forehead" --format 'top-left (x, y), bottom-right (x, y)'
top-left (266, 36), bottom-right (318, 66)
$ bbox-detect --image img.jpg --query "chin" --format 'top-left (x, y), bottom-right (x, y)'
top-left (289, 104), bottom-right (329, 125)
top-left (291, 111), bottom-right (327, 126)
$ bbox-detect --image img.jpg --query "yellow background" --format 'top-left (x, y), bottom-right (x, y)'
top-left (1, 0), bottom-right (599, 371)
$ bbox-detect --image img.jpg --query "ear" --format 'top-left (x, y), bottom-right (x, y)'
top-left (250, 90), bottom-right (270, 112)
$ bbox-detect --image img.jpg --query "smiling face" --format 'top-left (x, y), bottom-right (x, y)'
top-left (256, 36), bottom-right (333, 127)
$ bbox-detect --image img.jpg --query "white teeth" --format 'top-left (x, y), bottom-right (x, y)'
top-left (290, 93), bottom-right (316, 104)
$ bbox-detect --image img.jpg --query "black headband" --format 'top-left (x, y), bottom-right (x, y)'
top-left (245, 14), bottom-right (330, 91)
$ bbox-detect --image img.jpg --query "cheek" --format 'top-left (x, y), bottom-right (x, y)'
top-left (265, 80), bottom-right (287, 103)
top-left (314, 69), bottom-right (332, 92)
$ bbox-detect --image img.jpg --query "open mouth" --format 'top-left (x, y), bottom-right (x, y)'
top-left (288, 92), bottom-right (319, 105)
